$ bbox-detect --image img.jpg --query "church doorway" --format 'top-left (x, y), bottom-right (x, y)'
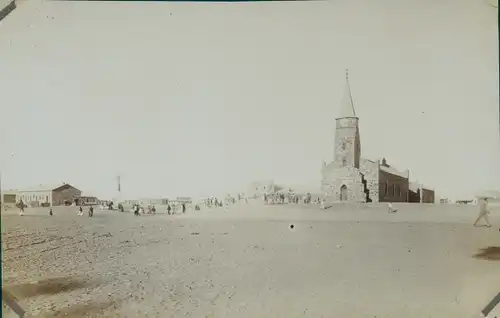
top-left (340, 185), bottom-right (348, 201)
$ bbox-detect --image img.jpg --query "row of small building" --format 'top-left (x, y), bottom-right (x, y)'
top-left (1, 183), bottom-right (195, 209)
top-left (3, 181), bottom-right (495, 209)
top-left (1, 183), bottom-right (99, 208)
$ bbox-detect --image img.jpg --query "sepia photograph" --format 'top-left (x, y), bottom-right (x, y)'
top-left (1, 0), bottom-right (499, 317)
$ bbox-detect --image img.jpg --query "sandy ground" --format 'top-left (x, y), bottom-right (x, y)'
top-left (2, 203), bottom-right (500, 318)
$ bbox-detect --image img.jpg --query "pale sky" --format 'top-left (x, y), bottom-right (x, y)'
top-left (0, 0), bottom-right (498, 200)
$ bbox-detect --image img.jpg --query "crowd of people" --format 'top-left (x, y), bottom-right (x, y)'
top-left (132, 204), bottom-right (157, 216)
top-left (263, 191), bottom-right (318, 206)
top-left (10, 195), bottom-right (496, 231)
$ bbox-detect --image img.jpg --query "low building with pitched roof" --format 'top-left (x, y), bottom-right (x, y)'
top-left (409, 182), bottom-right (436, 204)
top-left (3, 183), bottom-right (82, 207)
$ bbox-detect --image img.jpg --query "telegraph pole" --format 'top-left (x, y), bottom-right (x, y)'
top-left (117, 175), bottom-right (121, 194)
top-left (115, 174), bottom-right (122, 204)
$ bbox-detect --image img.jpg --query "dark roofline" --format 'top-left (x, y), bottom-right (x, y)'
top-left (53, 183), bottom-right (80, 192)
top-left (8, 183), bottom-right (81, 193)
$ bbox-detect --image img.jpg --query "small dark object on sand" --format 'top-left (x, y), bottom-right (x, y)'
top-left (49, 209), bottom-right (53, 216)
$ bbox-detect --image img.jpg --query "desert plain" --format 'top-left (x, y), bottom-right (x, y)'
top-left (1, 202), bottom-right (500, 318)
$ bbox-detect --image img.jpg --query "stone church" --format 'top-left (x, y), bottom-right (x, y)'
top-left (321, 71), bottom-right (435, 204)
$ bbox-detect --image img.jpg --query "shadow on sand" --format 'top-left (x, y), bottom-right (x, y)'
top-left (474, 246), bottom-right (500, 261)
top-left (6, 276), bottom-right (101, 298)
top-left (4, 276), bottom-right (123, 317)
top-left (39, 299), bottom-right (121, 318)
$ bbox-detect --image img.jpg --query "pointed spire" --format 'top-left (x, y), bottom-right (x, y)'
top-left (338, 68), bottom-right (357, 118)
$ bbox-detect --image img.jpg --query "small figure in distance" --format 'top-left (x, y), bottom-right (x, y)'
top-left (19, 199), bottom-right (25, 216)
top-left (49, 208), bottom-right (53, 216)
top-left (473, 197), bottom-right (492, 228)
top-left (388, 202), bottom-right (397, 213)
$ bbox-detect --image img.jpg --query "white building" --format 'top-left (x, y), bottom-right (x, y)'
top-left (3, 183), bottom-right (82, 207)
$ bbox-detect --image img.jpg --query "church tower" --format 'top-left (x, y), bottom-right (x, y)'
top-left (334, 69), bottom-right (361, 169)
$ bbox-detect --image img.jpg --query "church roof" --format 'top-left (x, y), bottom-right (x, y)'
top-left (409, 181), bottom-right (434, 192)
top-left (337, 69), bottom-right (357, 119)
top-left (380, 164), bottom-right (408, 179)
top-left (409, 182), bottom-right (420, 192)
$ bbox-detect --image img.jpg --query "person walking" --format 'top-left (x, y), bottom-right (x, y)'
top-left (88, 205), bottom-right (94, 218)
top-left (49, 208), bottom-right (53, 216)
top-left (473, 197), bottom-right (492, 227)
top-left (388, 202), bottom-right (397, 213)
top-left (18, 199), bottom-right (24, 216)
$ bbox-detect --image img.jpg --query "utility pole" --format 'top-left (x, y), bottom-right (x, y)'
top-left (117, 175), bottom-right (121, 194)
top-left (114, 174), bottom-right (122, 204)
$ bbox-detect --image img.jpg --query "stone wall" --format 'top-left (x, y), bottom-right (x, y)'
top-left (359, 158), bottom-right (380, 203)
top-left (334, 118), bottom-right (360, 168)
top-left (379, 169), bottom-right (409, 202)
top-left (322, 115), bottom-right (367, 204)
top-left (322, 164), bottom-right (366, 203)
